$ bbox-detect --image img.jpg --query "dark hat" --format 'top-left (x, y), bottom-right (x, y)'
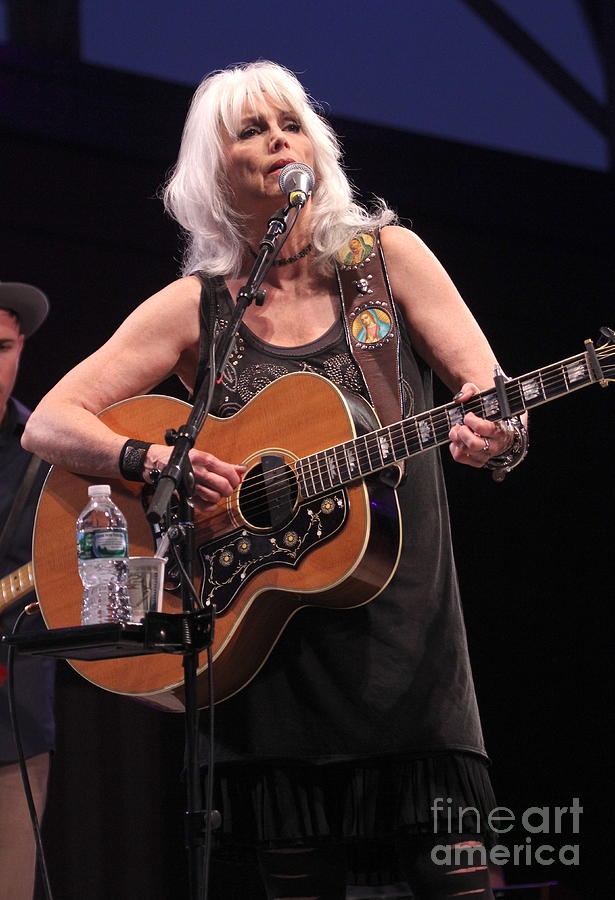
top-left (0, 281), bottom-right (49, 336)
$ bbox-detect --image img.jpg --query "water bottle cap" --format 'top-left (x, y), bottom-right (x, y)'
top-left (87, 484), bottom-right (111, 498)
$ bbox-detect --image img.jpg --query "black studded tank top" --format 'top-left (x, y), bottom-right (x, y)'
top-left (192, 273), bottom-right (486, 765)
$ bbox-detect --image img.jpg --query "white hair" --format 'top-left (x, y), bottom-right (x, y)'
top-left (163, 60), bottom-right (396, 277)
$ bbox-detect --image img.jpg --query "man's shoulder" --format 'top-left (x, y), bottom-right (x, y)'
top-left (11, 397), bottom-right (32, 425)
top-left (2, 397), bottom-right (31, 436)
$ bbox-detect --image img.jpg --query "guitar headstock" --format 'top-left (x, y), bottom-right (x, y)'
top-left (595, 326), bottom-right (615, 384)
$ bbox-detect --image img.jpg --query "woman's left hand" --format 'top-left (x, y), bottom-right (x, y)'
top-left (448, 382), bottom-right (513, 468)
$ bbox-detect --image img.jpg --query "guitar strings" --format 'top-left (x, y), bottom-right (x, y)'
top-left (228, 389), bottom-right (486, 509)
top-left (197, 351), bottom-right (613, 528)
top-left (227, 356), bottom-right (595, 506)
top-left (206, 354), bottom-right (610, 522)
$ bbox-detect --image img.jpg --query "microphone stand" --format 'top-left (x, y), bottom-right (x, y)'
top-left (145, 200), bottom-right (298, 900)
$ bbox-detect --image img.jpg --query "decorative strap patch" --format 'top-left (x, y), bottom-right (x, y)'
top-left (335, 229), bottom-right (404, 428)
top-left (350, 303), bottom-right (394, 349)
top-left (336, 232), bottom-right (377, 268)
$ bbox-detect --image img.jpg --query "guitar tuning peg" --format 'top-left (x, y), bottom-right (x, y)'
top-left (600, 326), bottom-right (615, 343)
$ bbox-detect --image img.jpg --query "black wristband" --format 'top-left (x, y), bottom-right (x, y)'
top-left (119, 439), bottom-right (152, 482)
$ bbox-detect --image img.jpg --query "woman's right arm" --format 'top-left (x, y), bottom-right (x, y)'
top-left (22, 277), bottom-right (244, 504)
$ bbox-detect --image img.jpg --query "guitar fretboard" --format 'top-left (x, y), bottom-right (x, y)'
top-left (0, 562), bottom-right (34, 613)
top-left (296, 349), bottom-right (598, 498)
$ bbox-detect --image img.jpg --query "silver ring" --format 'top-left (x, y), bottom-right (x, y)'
top-left (481, 437), bottom-right (490, 455)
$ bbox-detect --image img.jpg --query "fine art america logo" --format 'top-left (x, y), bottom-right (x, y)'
top-left (430, 797), bottom-right (583, 867)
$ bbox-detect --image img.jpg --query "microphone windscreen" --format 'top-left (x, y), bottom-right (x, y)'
top-left (278, 163), bottom-right (315, 197)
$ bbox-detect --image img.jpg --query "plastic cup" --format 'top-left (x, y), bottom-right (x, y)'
top-left (127, 556), bottom-right (165, 623)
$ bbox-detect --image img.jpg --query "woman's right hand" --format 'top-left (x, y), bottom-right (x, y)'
top-left (144, 444), bottom-right (246, 511)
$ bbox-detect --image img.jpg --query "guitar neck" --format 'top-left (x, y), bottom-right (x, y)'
top-left (297, 347), bottom-right (602, 497)
top-left (0, 562), bottom-right (34, 614)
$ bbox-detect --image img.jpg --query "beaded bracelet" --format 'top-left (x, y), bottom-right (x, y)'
top-left (119, 439), bottom-right (152, 482)
top-left (485, 417), bottom-right (529, 483)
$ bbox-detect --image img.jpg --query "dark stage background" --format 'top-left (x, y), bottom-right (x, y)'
top-left (1, 45), bottom-right (613, 899)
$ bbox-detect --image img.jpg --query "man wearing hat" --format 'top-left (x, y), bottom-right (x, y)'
top-left (0, 282), bottom-right (55, 900)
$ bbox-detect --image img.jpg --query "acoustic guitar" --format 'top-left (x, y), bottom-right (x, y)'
top-left (30, 331), bottom-right (614, 711)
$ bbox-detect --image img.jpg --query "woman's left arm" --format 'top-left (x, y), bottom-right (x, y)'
top-left (380, 225), bottom-right (525, 469)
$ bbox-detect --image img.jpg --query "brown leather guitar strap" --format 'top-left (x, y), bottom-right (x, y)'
top-left (335, 228), bottom-right (404, 427)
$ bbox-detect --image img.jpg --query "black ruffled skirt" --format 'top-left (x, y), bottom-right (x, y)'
top-left (210, 752), bottom-right (496, 886)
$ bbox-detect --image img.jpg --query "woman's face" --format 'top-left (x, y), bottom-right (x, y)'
top-left (222, 94), bottom-right (315, 214)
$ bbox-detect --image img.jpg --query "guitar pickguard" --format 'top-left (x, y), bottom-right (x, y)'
top-left (199, 491), bottom-right (348, 613)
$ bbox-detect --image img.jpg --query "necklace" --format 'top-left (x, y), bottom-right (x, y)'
top-left (249, 242), bottom-right (313, 266)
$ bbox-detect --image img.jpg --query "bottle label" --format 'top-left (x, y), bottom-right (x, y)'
top-left (78, 529), bottom-right (128, 559)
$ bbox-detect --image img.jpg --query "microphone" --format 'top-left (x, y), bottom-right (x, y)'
top-left (278, 163), bottom-right (315, 208)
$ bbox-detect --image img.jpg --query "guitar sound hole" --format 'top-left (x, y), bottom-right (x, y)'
top-left (238, 455), bottom-right (298, 530)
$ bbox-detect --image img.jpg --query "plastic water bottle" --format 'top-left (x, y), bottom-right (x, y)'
top-left (77, 484), bottom-right (130, 625)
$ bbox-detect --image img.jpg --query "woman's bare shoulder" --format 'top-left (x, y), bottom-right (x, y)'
top-left (380, 224), bottom-right (431, 260)
top-left (113, 275), bottom-right (203, 345)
